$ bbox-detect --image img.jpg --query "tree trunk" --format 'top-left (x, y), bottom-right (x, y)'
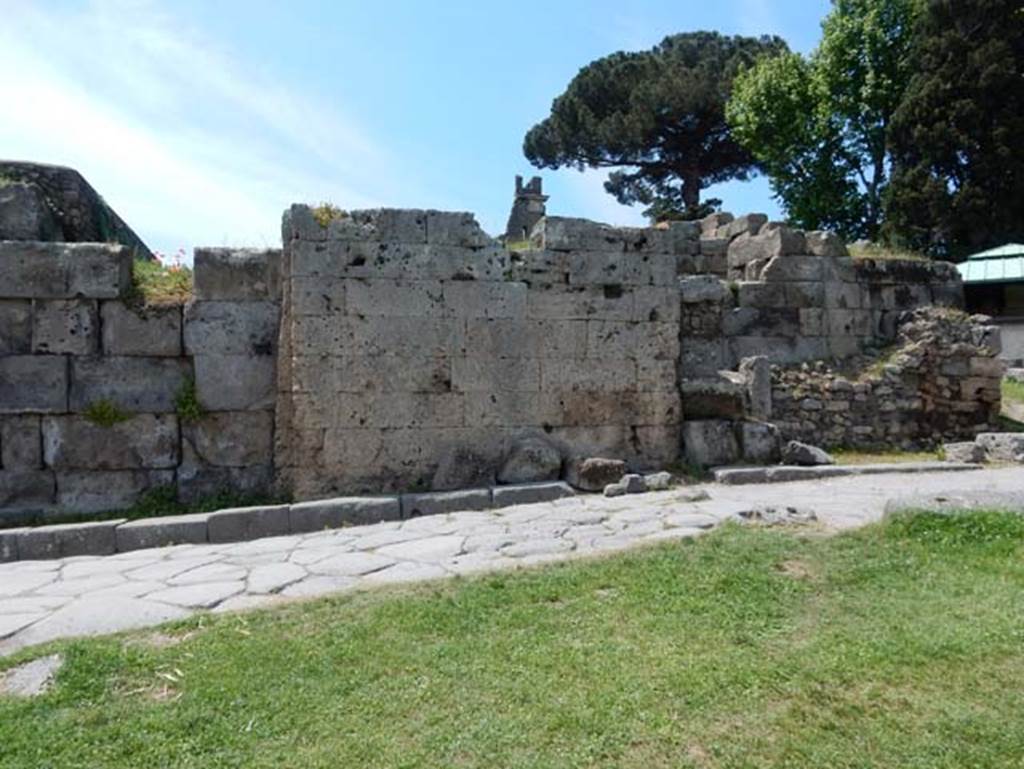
top-left (682, 171), bottom-right (701, 211)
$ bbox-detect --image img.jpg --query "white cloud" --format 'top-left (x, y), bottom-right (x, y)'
top-left (0, 0), bottom-right (410, 257)
top-left (555, 168), bottom-right (648, 227)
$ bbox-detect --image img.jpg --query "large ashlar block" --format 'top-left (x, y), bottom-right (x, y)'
top-left (176, 461), bottom-right (273, 504)
top-left (184, 411), bottom-right (273, 467)
top-left (425, 210), bottom-right (493, 247)
top-left (464, 319), bottom-right (587, 359)
top-left (631, 286), bottom-right (681, 323)
top-left (0, 300), bottom-right (32, 354)
top-left (0, 356), bottom-right (68, 413)
top-left (1, 416), bottom-right (42, 468)
top-left (534, 217), bottom-right (692, 255)
top-left (293, 355), bottom-right (453, 395)
top-left (319, 392), bottom-right (465, 430)
top-left (760, 255), bottom-right (825, 283)
top-left (727, 225), bottom-right (805, 270)
top-left (54, 470), bottom-right (174, 513)
top-left (826, 309), bottom-right (873, 337)
top-left (69, 357), bottom-right (191, 414)
top-left (451, 356), bottom-right (541, 393)
top-left (193, 247), bottom-right (281, 301)
top-left (193, 354), bottom-right (275, 411)
top-left (101, 302), bottom-right (182, 356)
top-left (346, 279), bottom-right (447, 318)
top-left (0, 469), bottom-right (55, 509)
top-left (291, 240), bottom-right (510, 282)
top-left (184, 300), bottom-right (279, 356)
top-left (443, 281), bottom-right (527, 319)
top-left (683, 420), bottom-right (740, 467)
top-left (526, 284), bottom-right (635, 322)
top-left (567, 250), bottom-right (676, 287)
top-left (539, 357), bottom-right (637, 392)
top-left (291, 315), bottom-right (462, 358)
top-left (42, 414), bottom-right (179, 470)
top-left (585, 320), bottom-right (679, 360)
top-left (32, 299), bottom-right (99, 355)
top-left (0, 242), bottom-right (131, 298)
top-left (289, 275), bottom-right (346, 316)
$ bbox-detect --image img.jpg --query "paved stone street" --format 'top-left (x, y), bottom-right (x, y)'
top-left (2, 467), bottom-right (1022, 657)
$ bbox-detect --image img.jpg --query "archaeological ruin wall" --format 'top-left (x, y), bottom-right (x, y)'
top-left (0, 242), bottom-right (279, 525)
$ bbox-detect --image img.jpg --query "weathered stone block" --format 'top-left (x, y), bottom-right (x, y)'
top-left (526, 283), bottom-right (634, 321)
top-left (1, 416), bottom-right (41, 469)
top-left (0, 242), bottom-right (131, 298)
top-left (115, 512), bottom-right (211, 552)
top-left (289, 496), bottom-right (401, 532)
top-left (54, 470), bottom-right (174, 513)
top-left (193, 354), bottom-right (274, 411)
top-left (425, 211), bottom-right (492, 247)
top-left (781, 441), bottom-right (834, 466)
top-left (535, 217), bottom-right (627, 252)
top-left (491, 481), bottom-right (575, 507)
top-left (497, 437), bottom-right (562, 484)
top-left (0, 470), bottom-right (54, 509)
top-left (184, 301), bottom-right (279, 356)
top-left (69, 357), bottom-right (191, 414)
top-left (680, 275), bottom-right (730, 304)
top-left (720, 214), bottom-right (767, 240)
top-left (740, 421), bottom-right (781, 464)
top-left (0, 526), bottom-right (22, 561)
top-left (969, 356), bottom-right (1004, 378)
top-left (101, 302), bottom-right (182, 356)
top-left (567, 250), bottom-right (675, 287)
top-left (207, 505), bottom-right (291, 543)
top-left (737, 281), bottom-right (787, 308)
top-left (16, 519), bottom-right (124, 560)
top-left (443, 281), bottom-right (528, 319)
top-left (42, 414), bottom-right (179, 470)
top-left (176, 461), bottom-right (273, 505)
top-left (739, 356), bottom-right (772, 420)
top-left (32, 299), bottom-right (98, 355)
top-left (701, 212), bottom-right (734, 236)
top-left (728, 225), bottom-right (805, 270)
top-left (564, 457), bottom-right (627, 491)
top-left (184, 411), bottom-right (273, 467)
top-left (805, 230), bottom-right (847, 257)
top-left (976, 433), bottom-right (1024, 462)
top-left (760, 255), bottom-right (824, 283)
top-left (0, 181), bottom-right (60, 240)
top-left (679, 378), bottom-right (747, 419)
top-left (400, 488), bottom-right (492, 517)
top-left (943, 441), bottom-right (986, 464)
top-left (193, 248), bottom-right (281, 302)
top-left (0, 356), bottom-right (68, 413)
top-left (682, 420), bottom-right (739, 467)
top-left (431, 445), bottom-right (498, 491)
top-left (346, 279), bottom-right (447, 318)
top-left (0, 300), bottom-right (32, 354)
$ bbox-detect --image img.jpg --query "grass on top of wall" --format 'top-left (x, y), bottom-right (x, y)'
top-left (2, 510), bottom-right (1024, 768)
top-left (847, 241), bottom-right (928, 261)
top-left (129, 259), bottom-right (193, 306)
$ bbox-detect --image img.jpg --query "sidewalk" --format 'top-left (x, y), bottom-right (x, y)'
top-left (2, 467), bottom-right (1022, 657)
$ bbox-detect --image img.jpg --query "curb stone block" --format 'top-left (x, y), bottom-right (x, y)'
top-left (207, 505), bottom-right (291, 544)
top-left (115, 513), bottom-right (211, 552)
top-left (491, 482), bottom-right (575, 507)
top-left (400, 489), bottom-right (492, 518)
top-left (0, 527), bottom-right (24, 562)
top-left (289, 497), bottom-right (401, 533)
top-left (16, 519), bottom-right (124, 560)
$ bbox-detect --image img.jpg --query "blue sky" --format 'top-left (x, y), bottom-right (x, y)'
top-left (0, 0), bottom-right (831, 258)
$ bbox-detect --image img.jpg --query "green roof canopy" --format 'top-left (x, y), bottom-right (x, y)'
top-left (958, 243), bottom-right (1024, 284)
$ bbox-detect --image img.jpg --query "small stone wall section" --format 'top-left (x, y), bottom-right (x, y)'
top-left (0, 242), bottom-right (280, 525)
top-left (770, 309), bottom-right (1004, 449)
top-left (275, 208), bottom-right (688, 499)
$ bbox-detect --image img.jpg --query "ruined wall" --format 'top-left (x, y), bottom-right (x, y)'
top-left (770, 309), bottom-right (1004, 449)
top-left (275, 207), bottom-right (687, 499)
top-left (0, 243), bottom-right (279, 525)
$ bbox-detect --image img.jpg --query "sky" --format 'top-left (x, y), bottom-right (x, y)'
top-left (0, 0), bottom-right (832, 259)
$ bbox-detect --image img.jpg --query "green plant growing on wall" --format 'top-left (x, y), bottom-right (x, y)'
top-left (83, 399), bottom-right (130, 427)
top-left (312, 202), bottom-right (347, 228)
top-left (175, 378), bottom-right (204, 424)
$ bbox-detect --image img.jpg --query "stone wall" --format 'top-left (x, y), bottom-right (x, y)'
top-left (0, 242), bottom-right (279, 525)
top-left (770, 308), bottom-right (1004, 449)
top-left (275, 207), bottom-right (687, 499)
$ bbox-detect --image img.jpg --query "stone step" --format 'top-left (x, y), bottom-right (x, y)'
top-left (713, 461), bottom-right (983, 485)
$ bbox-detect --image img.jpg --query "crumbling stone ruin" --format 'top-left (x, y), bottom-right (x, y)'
top-left (0, 169), bottom-right (1008, 522)
top-left (0, 162), bottom-right (153, 259)
top-left (504, 175), bottom-right (548, 242)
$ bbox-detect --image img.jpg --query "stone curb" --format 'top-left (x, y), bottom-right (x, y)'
top-left (713, 461), bottom-right (983, 486)
top-left (0, 482), bottom-right (577, 563)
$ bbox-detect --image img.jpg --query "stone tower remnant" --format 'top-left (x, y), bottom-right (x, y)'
top-left (504, 175), bottom-right (548, 241)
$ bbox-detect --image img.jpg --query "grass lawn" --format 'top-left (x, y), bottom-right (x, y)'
top-left (3, 512), bottom-right (1024, 768)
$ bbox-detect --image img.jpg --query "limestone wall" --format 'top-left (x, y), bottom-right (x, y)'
top-left (275, 207), bottom-right (687, 499)
top-left (0, 242), bottom-right (279, 525)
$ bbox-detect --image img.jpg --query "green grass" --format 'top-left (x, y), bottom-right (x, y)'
top-left (129, 259), bottom-right (193, 306)
top-left (832, 449), bottom-right (942, 465)
top-left (848, 242), bottom-right (928, 261)
top-left (81, 399), bottom-right (130, 427)
top-left (311, 202), bottom-right (347, 228)
top-left (1003, 377), bottom-right (1024, 406)
top-left (3, 511), bottom-right (1024, 768)
top-left (174, 378), bottom-right (204, 424)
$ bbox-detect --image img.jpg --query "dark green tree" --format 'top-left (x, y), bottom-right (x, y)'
top-left (523, 32), bottom-right (788, 221)
top-left (884, 0), bottom-right (1024, 258)
top-left (727, 0), bottom-right (921, 241)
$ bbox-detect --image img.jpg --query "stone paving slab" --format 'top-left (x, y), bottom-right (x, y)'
top-left (1, 467), bottom-right (1023, 657)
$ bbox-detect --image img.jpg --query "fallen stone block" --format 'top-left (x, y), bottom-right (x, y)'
top-left (943, 441), bottom-right (987, 464)
top-left (976, 433), bottom-right (1024, 463)
top-left (16, 519), bottom-right (124, 560)
top-left (400, 488), bottom-right (492, 518)
top-left (288, 496), bottom-right (401, 533)
top-left (565, 457), bottom-right (627, 491)
top-left (713, 467), bottom-right (769, 485)
top-left (0, 654), bottom-right (63, 697)
top-left (115, 513), bottom-right (211, 552)
top-left (497, 437), bottom-right (562, 484)
top-left (207, 505), bottom-right (291, 544)
top-left (781, 441), bottom-right (834, 466)
top-left (492, 482), bottom-right (575, 507)
top-left (643, 471), bottom-right (674, 491)
top-left (740, 422), bottom-right (781, 464)
top-left (604, 481), bottom-right (627, 497)
top-left (767, 466), bottom-right (848, 482)
top-left (622, 474), bottom-right (647, 494)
